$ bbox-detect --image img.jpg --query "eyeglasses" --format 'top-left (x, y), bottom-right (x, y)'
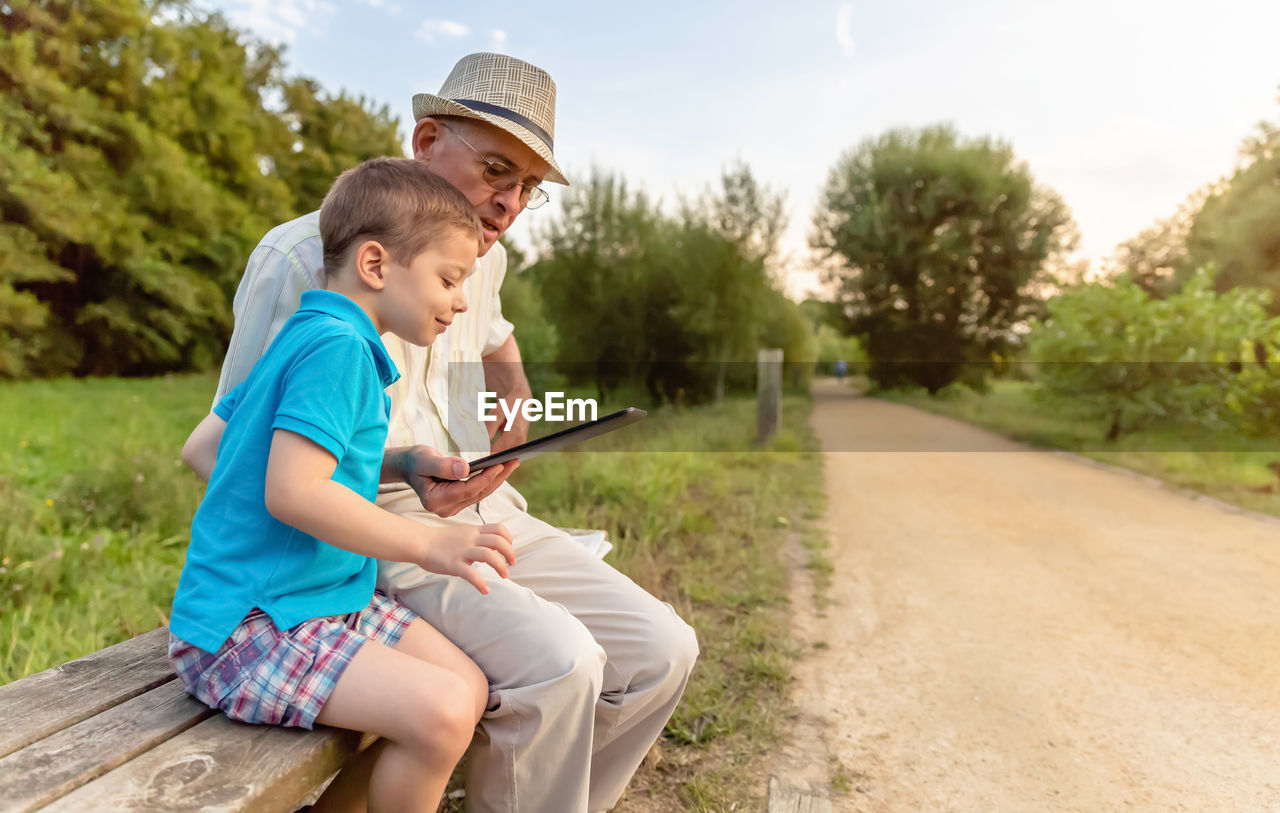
top-left (439, 122), bottom-right (550, 210)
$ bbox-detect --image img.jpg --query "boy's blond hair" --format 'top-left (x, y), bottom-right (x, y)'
top-left (319, 157), bottom-right (482, 277)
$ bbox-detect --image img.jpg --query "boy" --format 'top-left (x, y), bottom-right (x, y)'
top-left (171, 158), bottom-right (515, 811)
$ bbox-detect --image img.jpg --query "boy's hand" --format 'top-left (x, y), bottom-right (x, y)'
top-left (419, 523), bottom-right (517, 594)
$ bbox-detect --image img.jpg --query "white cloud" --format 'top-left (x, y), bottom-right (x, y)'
top-left (491, 29), bottom-right (508, 50)
top-left (355, 0), bottom-right (401, 12)
top-left (218, 0), bottom-right (336, 45)
top-left (416, 19), bottom-right (470, 42)
top-left (835, 2), bottom-right (855, 57)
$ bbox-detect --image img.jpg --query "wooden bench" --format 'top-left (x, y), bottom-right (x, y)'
top-left (0, 530), bottom-right (611, 811)
top-left (0, 627), bottom-right (366, 812)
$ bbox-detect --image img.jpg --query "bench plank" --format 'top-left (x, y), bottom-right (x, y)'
top-left (0, 628), bottom-right (173, 759)
top-left (0, 680), bottom-right (213, 812)
top-left (43, 714), bottom-right (363, 812)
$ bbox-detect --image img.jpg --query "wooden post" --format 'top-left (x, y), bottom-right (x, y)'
top-left (757, 348), bottom-right (783, 444)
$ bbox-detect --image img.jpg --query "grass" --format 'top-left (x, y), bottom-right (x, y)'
top-left (0, 374), bottom-right (214, 681)
top-left (0, 374), bottom-right (824, 812)
top-left (878, 379), bottom-right (1280, 518)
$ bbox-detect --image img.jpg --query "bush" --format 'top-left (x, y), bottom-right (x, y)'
top-left (1028, 267), bottom-right (1280, 439)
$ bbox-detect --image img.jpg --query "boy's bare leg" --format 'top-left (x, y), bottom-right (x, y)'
top-left (310, 739), bottom-right (385, 813)
top-left (313, 619), bottom-right (486, 812)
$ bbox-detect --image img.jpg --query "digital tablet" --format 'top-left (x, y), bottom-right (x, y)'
top-left (464, 407), bottom-right (647, 475)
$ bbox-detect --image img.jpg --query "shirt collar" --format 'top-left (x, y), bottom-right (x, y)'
top-left (297, 289), bottom-right (400, 388)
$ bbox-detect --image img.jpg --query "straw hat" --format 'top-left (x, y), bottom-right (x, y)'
top-left (413, 52), bottom-right (568, 186)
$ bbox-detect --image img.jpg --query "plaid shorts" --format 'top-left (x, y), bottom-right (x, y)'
top-left (168, 591), bottom-right (417, 729)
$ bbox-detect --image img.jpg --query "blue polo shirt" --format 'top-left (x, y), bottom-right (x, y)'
top-left (170, 290), bottom-right (400, 653)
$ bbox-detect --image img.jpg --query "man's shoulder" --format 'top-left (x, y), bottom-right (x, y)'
top-left (257, 210), bottom-right (322, 256)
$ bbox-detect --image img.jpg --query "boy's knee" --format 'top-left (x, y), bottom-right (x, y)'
top-left (402, 673), bottom-right (479, 760)
top-left (464, 660), bottom-right (489, 723)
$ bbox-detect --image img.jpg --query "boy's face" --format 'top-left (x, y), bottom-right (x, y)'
top-left (381, 231), bottom-right (478, 346)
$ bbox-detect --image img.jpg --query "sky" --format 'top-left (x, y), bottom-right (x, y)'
top-left (204, 0), bottom-right (1280, 297)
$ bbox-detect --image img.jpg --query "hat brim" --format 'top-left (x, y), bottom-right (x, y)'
top-left (413, 93), bottom-right (569, 186)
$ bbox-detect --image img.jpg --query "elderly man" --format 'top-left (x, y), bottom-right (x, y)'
top-left (211, 53), bottom-right (698, 812)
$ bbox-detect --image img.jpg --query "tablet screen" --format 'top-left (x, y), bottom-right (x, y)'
top-left (465, 407), bottom-right (647, 474)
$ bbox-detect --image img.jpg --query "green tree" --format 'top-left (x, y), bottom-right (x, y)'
top-left (679, 162), bottom-right (787, 399)
top-left (531, 167), bottom-right (667, 396)
top-left (0, 0), bottom-right (403, 378)
top-left (1111, 188), bottom-right (1207, 299)
top-left (272, 77), bottom-right (404, 216)
top-left (812, 124), bottom-right (1076, 394)
top-left (1028, 267), bottom-right (1280, 440)
top-left (1184, 91), bottom-right (1280, 310)
top-left (532, 166), bottom-right (804, 404)
top-left (495, 237), bottom-right (560, 396)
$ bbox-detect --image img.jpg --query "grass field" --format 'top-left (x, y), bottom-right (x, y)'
top-left (0, 373), bottom-right (823, 811)
top-left (878, 379), bottom-right (1280, 518)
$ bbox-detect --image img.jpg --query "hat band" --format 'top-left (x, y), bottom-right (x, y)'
top-left (452, 99), bottom-right (554, 152)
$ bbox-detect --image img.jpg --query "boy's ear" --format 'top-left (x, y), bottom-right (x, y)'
top-left (353, 240), bottom-right (390, 291)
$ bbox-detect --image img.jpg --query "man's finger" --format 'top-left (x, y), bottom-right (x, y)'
top-left (474, 461), bottom-right (518, 501)
top-left (414, 448), bottom-right (469, 481)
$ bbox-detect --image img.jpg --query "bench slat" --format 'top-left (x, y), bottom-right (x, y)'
top-left (43, 714), bottom-right (363, 812)
top-left (0, 680), bottom-right (213, 812)
top-left (0, 628), bottom-right (173, 759)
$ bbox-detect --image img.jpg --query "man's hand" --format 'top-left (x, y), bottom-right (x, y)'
top-left (483, 334), bottom-right (532, 454)
top-left (417, 522), bottom-right (516, 595)
top-left (389, 445), bottom-right (518, 518)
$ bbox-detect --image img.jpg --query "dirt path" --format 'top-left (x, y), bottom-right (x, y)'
top-left (786, 380), bottom-right (1280, 812)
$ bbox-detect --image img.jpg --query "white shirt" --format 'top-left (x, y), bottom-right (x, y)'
top-left (214, 210), bottom-right (515, 464)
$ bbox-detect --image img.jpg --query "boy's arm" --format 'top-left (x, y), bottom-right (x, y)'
top-left (264, 429), bottom-right (516, 595)
top-left (182, 413), bottom-right (227, 483)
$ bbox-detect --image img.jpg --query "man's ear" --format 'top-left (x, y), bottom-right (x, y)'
top-left (353, 240), bottom-right (389, 291)
top-left (412, 117), bottom-right (444, 162)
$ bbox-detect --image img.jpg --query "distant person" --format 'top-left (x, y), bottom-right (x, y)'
top-left (172, 159), bottom-right (516, 810)
top-left (210, 53), bottom-right (697, 812)
top-left (834, 359), bottom-right (848, 382)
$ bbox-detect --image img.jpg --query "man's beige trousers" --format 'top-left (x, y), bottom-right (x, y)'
top-left (375, 485), bottom-right (699, 812)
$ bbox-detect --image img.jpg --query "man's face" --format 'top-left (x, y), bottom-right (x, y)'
top-left (414, 118), bottom-right (550, 256)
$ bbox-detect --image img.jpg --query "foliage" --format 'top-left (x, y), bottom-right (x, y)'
top-left (0, 1), bottom-right (402, 378)
top-left (531, 165), bottom-right (811, 403)
top-left (1110, 89), bottom-right (1280, 310)
top-left (812, 124), bottom-right (1077, 394)
top-left (494, 238), bottom-right (563, 396)
top-left (272, 76), bottom-right (404, 216)
top-left (678, 161), bottom-right (790, 399)
top-left (1185, 91), bottom-right (1280, 310)
top-left (1110, 188), bottom-right (1207, 298)
top-left (799, 298), bottom-right (865, 376)
top-left (1028, 267), bottom-right (1280, 439)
